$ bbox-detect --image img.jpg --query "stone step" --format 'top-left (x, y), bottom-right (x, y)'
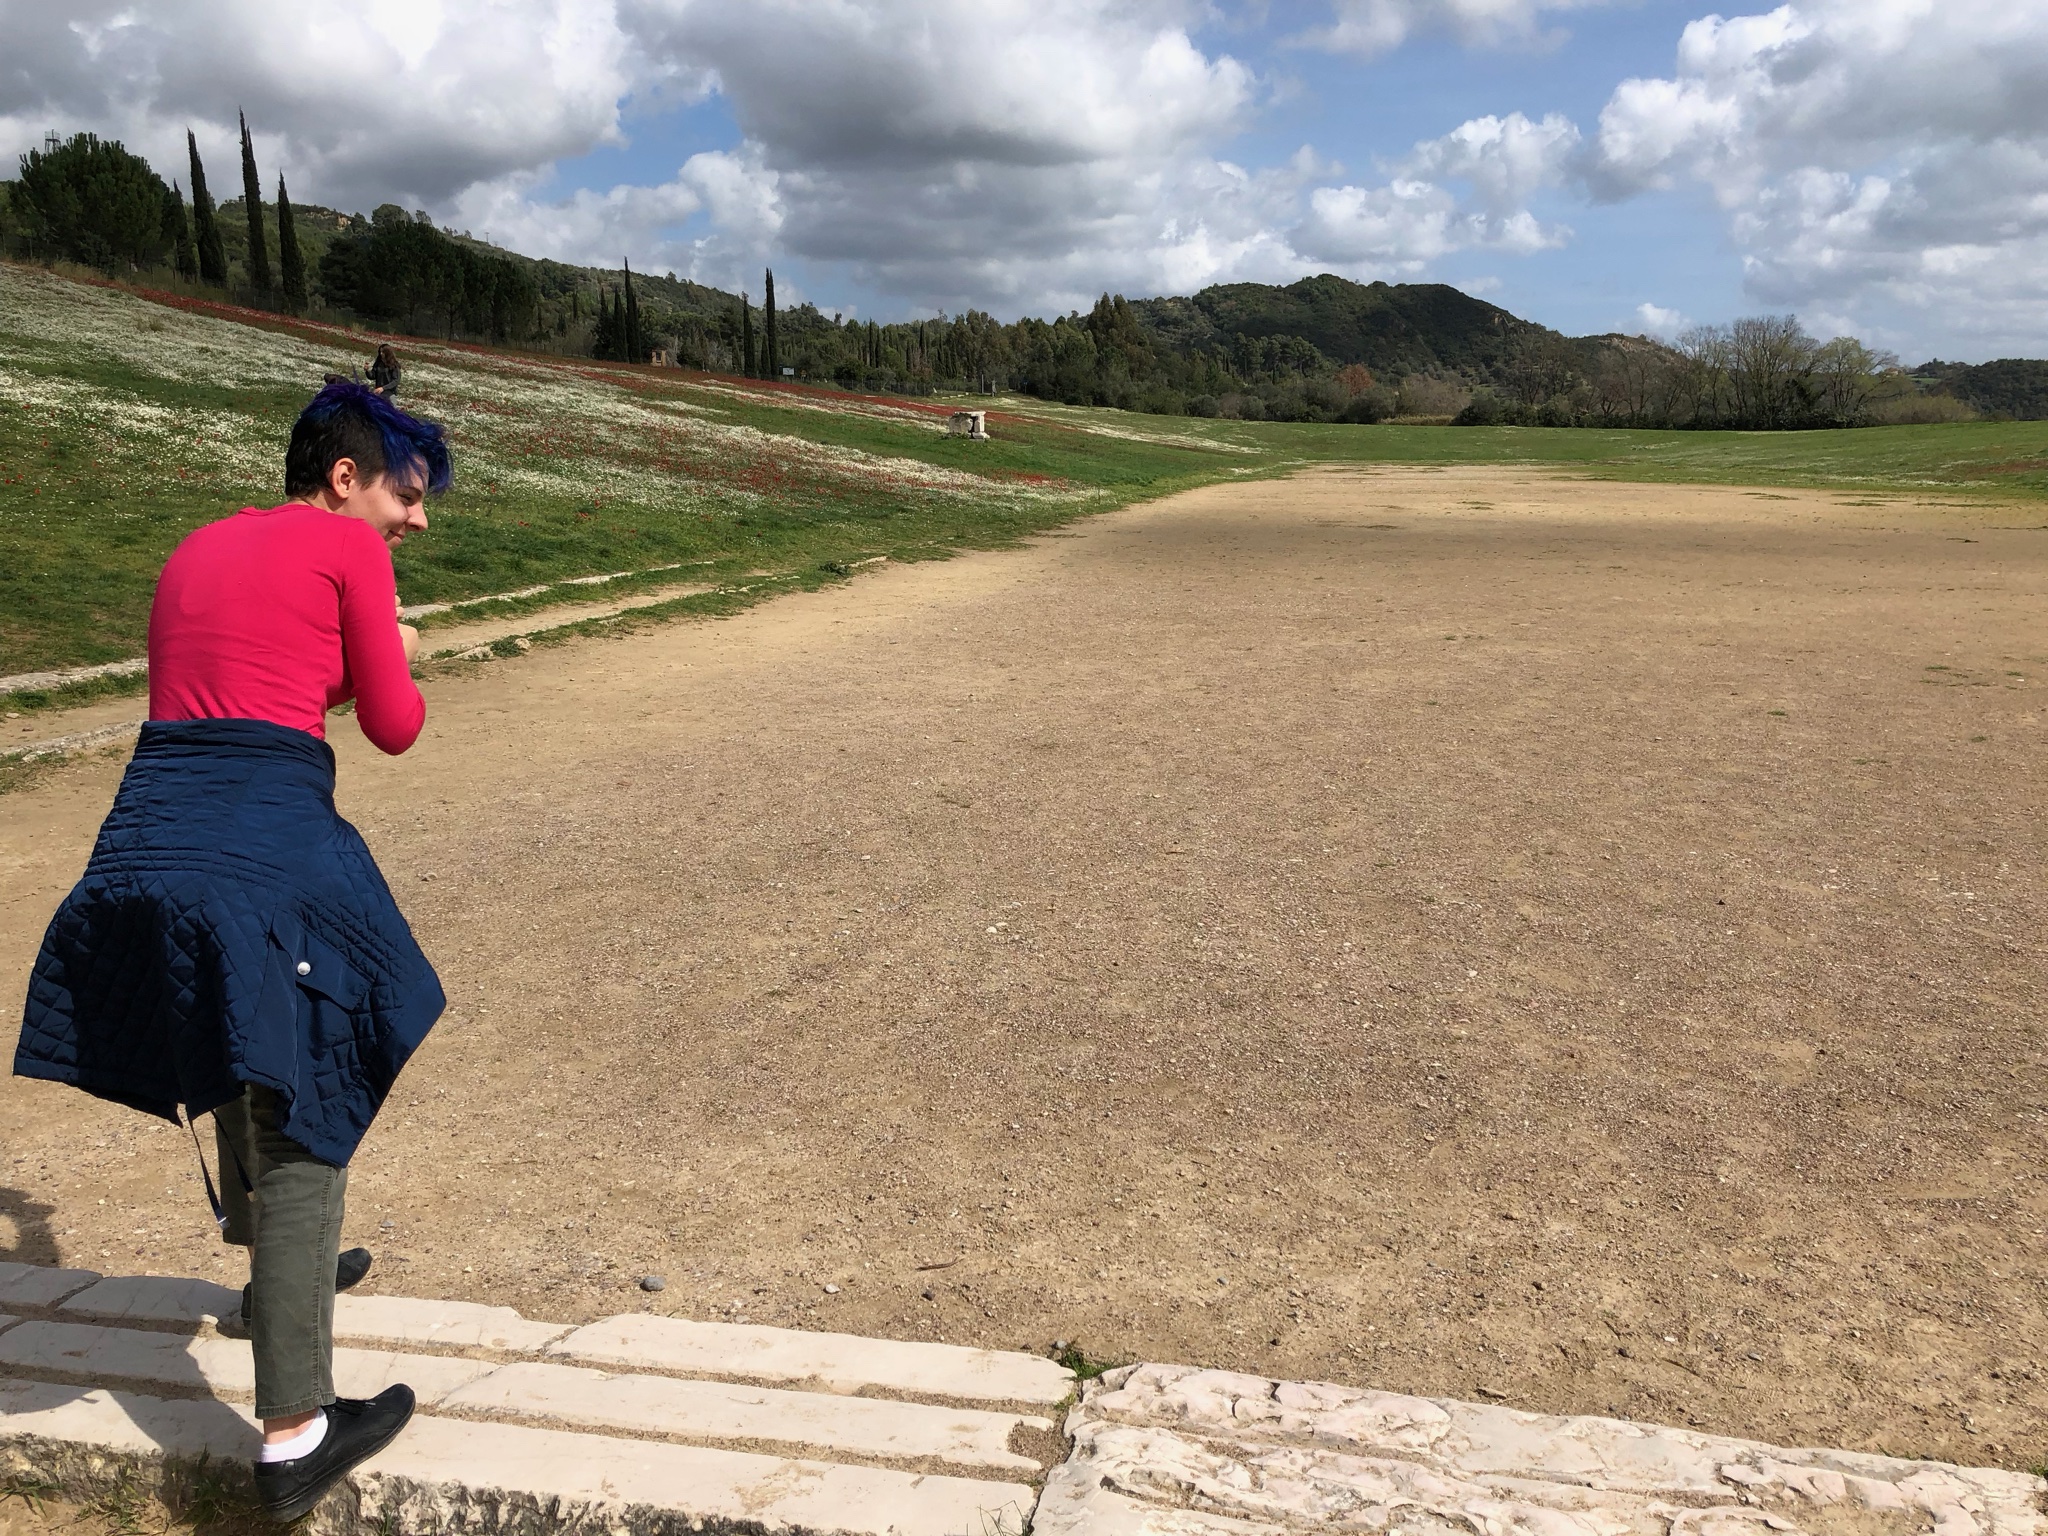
top-left (547, 1312), bottom-right (1076, 1407)
top-left (51, 1276), bottom-right (571, 1354)
top-left (0, 1378), bottom-right (1038, 1536)
top-left (440, 1358), bottom-right (1052, 1474)
top-left (59, 1274), bottom-right (241, 1327)
top-left (0, 1313), bottom-right (1053, 1479)
top-left (0, 1262), bottom-right (100, 1310)
top-left (1033, 1363), bottom-right (2048, 1536)
top-left (0, 1318), bottom-right (494, 1406)
top-left (330, 1293), bottom-right (572, 1354)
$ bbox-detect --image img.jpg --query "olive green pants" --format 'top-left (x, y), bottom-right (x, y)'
top-left (213, 1086), bottom-right (346, 1420)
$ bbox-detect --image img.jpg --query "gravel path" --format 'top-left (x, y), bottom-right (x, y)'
top-left (2, 466), bottom-right (2042, 1469)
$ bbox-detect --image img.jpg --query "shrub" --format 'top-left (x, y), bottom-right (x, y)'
top-left (1395, 374), bottom-right (1471, 419)
top-left (1338, 388), bottom-right (1396, 424)
top-left (1452, 390), bottom-right (1505, 426)
top-left (1867, 390), bottom-right (1978, 425)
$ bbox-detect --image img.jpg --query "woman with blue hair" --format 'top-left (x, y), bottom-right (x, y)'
top-left (16, 380), bottom-right (453, 1521)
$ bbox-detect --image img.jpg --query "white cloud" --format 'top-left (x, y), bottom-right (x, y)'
top-left (1292, 0), bottom-right (1621, 58)
top-left (1635, 301), bottom-right (1689, 337)
top-left (449, 172), bottom-right (704, 269)
top-left (600, 0), bottom-right (1288, 307)
top-left (1588, 0), bottom-right (2048, 353)
top-left (1294, 112), bottom-right (1577, 268)
top-left (1408, 112), bottom-right (1580, 217)
top-left (0, 0), bottom-right (630, 210)
top-left (621, 0), bottom-right (1256, 170)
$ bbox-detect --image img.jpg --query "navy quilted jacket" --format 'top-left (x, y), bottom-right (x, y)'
top-left (15, 718), bottom-right (444, 1166)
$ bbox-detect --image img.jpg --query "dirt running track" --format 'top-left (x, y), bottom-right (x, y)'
top-left (3, 467), bottom-right (2044, 1466)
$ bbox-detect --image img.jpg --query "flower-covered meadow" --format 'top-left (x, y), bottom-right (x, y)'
top-left (0, 268), bottom-right (1257, 675)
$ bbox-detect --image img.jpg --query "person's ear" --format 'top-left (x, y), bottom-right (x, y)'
top-left (327, 458), bottom-right (359, 501)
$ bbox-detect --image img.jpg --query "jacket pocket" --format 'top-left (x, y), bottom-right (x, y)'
top-left (290, 929), bottom-right (371, 1010)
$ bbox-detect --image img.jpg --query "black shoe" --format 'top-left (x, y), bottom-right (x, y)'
top-left (242, 1249), bottom-right (372, 1325)
top-left (336, 1247), bottom-right (373, 1292)
top-left (253, 1385), bottom-right (415, 1523)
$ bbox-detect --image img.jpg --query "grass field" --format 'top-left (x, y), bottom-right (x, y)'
top-left (5, 262), bottom-right (2046, 683)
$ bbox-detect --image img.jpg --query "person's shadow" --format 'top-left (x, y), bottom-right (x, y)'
top-left (1, 1184), bottom-right (268, 1527)
top-left (0, 1186), bottom-right (61, 1265)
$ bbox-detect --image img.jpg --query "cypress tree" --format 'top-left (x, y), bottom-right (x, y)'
top-left (165, 182), bottom-right (197, 280)
top-left (187, 131), bottom-right (227, 285)
top-left (276, 174), bottom-right (306, 312)
top-left (238, 111), bottom-right (271, 292)
top-left (623, 260), bottom-right (642, 362)
top-left (740, 293), bottom-right (755, 377)
top-left (763, 267), bottom-right (779, 378)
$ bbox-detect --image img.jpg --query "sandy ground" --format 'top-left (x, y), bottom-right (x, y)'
top-left (2, 466), bottom-right (2044, 1468)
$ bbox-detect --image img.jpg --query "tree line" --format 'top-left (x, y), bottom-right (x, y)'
top-left (5, 122), bottom-right (313, 312)
top-left (1468, 317), bottom-right (1956, 430)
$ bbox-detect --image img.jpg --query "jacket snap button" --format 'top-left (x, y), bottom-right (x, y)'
top-left (296, 961), bottom-right (312, 976)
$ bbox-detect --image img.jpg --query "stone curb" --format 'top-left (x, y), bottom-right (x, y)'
top-left (4, 1265), bottom-right (2040, 1536)
top-left (0, 1263), bottom-right (1055, 1534)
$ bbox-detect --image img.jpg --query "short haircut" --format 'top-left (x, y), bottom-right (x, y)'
top-left (284, 379), bottom-right (452, 499)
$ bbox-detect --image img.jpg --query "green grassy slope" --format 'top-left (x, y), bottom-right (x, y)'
top-left (3, 264), bottom-right (2044, 683)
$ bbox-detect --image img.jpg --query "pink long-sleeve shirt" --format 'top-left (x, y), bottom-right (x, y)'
top-left (147, 503), bottom-right (425, 754)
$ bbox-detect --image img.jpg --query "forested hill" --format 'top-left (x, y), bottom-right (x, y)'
top-left (1911, 359), bottom-right (2048, 420)
top-left (1130, 275), bottom-right (1580, 381)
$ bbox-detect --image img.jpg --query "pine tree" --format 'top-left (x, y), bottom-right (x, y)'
top-left (165, 182), bottom-right (197, 280)
top-left (741, 293), bottom-right (755, 377)
top-left (187, 131), bottom-right (227, 285)
top-left (764, 268), bottom-right (779, 379)
top-left (238, 111), bottom-right (271, 293)
top-left (623, 260), bottom-right (642, 362)
top-left (276, 174), bottom-right (306, 312)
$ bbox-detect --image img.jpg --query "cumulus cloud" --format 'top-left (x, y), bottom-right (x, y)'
top-left (1587, 0), bottom-right (2048, 351)
top-left (0, 0), bottom-right (630, 210)
top-left (600, 0), bottom-right (1289, 305)
top-left (1294, 112), bottom-right (1577, 269)
top-left (1292, 0), bottom-right (1621, 57)
top-left (1635, 301), bottom-right (1690, 337)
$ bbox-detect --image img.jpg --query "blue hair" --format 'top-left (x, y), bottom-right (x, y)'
top-left (284, 378), bottom-right (453, 498)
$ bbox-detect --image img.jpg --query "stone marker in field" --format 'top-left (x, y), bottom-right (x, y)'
top-left (950, 408), bottom-right (990, 439)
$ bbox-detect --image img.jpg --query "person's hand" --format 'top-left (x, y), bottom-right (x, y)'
top-left (394, 595), bottom-right (420, 664)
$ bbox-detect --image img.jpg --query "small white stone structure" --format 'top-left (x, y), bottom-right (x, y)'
top-left (949, 408), bottom-right (990, 439)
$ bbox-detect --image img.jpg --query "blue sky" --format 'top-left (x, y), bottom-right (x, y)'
top-left (7, 1), bottom-right (2046, 360)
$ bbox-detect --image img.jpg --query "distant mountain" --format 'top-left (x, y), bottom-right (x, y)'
top-left (1128, 274), bottom-right (1601, 385)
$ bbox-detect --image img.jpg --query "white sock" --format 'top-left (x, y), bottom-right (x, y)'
top-left (259, 1410), bottom-right (328, 1463)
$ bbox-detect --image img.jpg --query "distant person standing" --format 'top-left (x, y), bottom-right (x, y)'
top-left (15, 380), bottom-right (451, 1523)
top-left (368, 343), bottom-right (401, 397)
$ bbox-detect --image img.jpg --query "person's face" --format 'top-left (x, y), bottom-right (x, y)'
top-left (325, 457), bottom-right (428, 546)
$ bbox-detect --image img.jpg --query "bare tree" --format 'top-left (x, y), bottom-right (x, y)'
top-left (1671, 325), bottom-right (1732, 426)
top-left (1727, 314), bottom-right (1814, 428)
top-left (1810, 336), bottom-right (1898, 425)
